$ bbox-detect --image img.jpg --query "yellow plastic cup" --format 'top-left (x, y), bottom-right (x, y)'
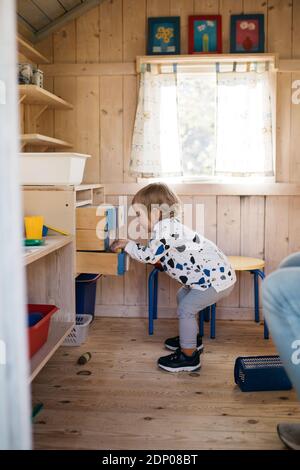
top-left (24, 216), bottom-right (44, 240)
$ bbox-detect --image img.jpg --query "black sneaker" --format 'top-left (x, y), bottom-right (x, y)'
top-left (164, 334), bottom-right (204, 353)
top-left (158, 348), bottom-right (201, 373)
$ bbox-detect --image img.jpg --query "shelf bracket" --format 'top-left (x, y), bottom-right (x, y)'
top-left (31, 105), bottom-right (49, 121)
top-left (19, 94), bottom-right (26, 105)
top-left (24, 104), bottom-right (49, 134)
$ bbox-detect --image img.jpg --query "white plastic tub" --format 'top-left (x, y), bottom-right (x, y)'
top-left (19, 152), bottom-right (90, 185)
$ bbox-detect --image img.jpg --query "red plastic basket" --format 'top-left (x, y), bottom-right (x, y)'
top-left (28, 304), bottom-right (58, 358)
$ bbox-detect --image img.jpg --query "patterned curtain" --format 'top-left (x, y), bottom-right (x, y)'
top-left (215, 71), bottom-right (273, 176)
top-left (129, 70), bottom-right (183, 178)
top-left (130, 65), bottom-right (274, 179)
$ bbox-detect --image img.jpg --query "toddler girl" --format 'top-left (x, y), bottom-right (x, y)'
top-left (111, 183), bottom-right (236, 373)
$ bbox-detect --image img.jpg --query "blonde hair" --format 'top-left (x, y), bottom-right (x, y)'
top-left (132, 183), bottom-right (182, 221)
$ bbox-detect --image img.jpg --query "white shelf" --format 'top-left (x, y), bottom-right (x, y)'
top-left (30, 321), bottom-right (74, 382)
top-left (24, 235), bottom-right (72, 266)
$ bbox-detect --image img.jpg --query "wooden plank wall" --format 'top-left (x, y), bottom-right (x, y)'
top-left (25, 0), bottom-right (300, 319)
top-left (95, 193), bottom-right (300, 319)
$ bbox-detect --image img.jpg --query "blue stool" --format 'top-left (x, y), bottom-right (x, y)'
top-left (198, 305), bottom-right (216, 338)
top-left (148, 256), bottom-right (269, 340)
top-left (198, 304), bottom-right (217, 340)
top-left (199, 256), bottom-right (269, 340)
top-left (148, 267), bottom-right (160, 335)
top-left (148, 268), bottom-right (220, 338)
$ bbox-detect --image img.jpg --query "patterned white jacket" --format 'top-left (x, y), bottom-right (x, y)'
top-left (125, 218), bottom-right (236, 292)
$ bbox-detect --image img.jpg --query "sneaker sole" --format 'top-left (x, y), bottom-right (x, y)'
top-left (277, 425), bottom-right (300, 451)
top-left (158, 363), bottom-right (201, 373)
top-left (165, 344), bottom-right (204, 353)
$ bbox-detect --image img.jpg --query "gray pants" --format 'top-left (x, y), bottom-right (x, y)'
top-left (177, 285), bottom-right (234, 349)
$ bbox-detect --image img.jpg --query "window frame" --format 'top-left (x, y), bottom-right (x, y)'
top-left (135, 53), bottom-right (278, 185)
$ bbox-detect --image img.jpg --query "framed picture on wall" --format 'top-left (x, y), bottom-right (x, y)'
top-left (147, 17), bottom-right (180, 55)
top-left (230, 14), bottom-right (265, 53)
top-left (188, 15), bottom-right (222, 54)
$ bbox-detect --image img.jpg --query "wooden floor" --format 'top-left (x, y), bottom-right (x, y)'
top-left (32, 318), bottom-right (300, 450)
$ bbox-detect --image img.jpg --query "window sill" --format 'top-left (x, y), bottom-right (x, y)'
top-left (137, 176), bottom-right (276, 185)
top-left (104, 181), bottom-right (300, 196)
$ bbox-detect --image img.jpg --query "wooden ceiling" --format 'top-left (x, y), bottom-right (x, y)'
top-left (17, 0), bottom-right (105, 42)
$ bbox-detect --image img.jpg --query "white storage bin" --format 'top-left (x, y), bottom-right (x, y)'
top-left (19, 152), bottom-right (90, 185)
top-left (63, 315), bottom-right (92, 346)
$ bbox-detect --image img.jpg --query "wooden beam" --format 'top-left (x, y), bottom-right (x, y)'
top-left (32, 0), bottom-right (106, 42)
top-left (41, 62), bottom-right (136, 76)
top-left (136, 53), bottom-right (278, 73)
top-left (17, 16), bottom-right (37, 42)
top-left (18, 35), bottom-right (50, 64)
top-left (279, 59), bottom-right (300, 72)
top-left (40, 60), bottom-right (300, 76)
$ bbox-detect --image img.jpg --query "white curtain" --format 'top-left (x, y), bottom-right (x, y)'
top-left (130, 66), bottom-right (274, 179)
top-left (130, 71), bottom-right (182, 178)
top-left (215, 71), bottom-right (273, 176)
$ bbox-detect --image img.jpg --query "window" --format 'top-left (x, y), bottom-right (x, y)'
top-left (130, 61), bottom-right (275, 181)
top-left (177, 73), bottom-right (216, 178)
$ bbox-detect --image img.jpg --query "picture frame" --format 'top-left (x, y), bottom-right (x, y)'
top-left (230, 14), bottom-right (265, 53)
top-left (188, 15), bottom-right (222, 54)
top-left (147, 17), bottom-right (180, 55)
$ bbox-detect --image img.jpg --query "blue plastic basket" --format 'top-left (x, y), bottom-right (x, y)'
top-left (234, 355), bottom-right (293, 392)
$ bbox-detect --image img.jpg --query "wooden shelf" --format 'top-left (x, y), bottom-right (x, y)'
top-left (76, 199), bottom-right (93, 207)
top-left (30, 321), bottom-right (74, 382)
top-left (24, 235), bottom-right (72, 266)
top-left (75, 184), bottom-right (104, 191)
top-left (75, 184), bottom-right (105, 207)
top-left (19, 85), bottom-right (73, 109)
top-left (18, 35), bottom-right (50, 64)
top-left (23, 183), bottom-right (104, 192)
top-left (21, 133), bottom-right (73, 150)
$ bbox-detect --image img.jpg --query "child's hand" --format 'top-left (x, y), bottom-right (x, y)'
top-left (110, 239), bottom-right (128, 253)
